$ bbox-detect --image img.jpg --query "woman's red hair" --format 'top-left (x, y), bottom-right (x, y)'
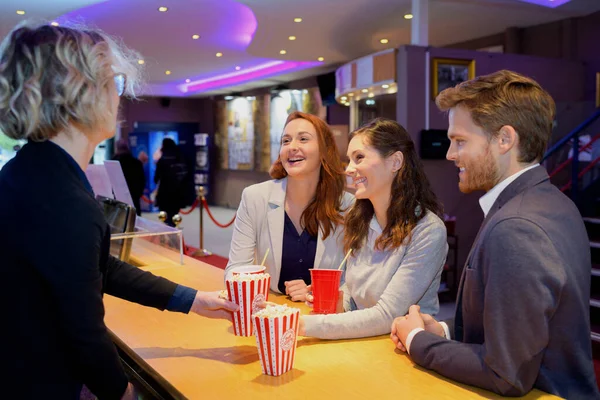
top-left (269, 111), bottom-right (345, 239)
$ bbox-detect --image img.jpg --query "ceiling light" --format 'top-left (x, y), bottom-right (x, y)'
top-left (404, 14), bottom-right (414, 19)
top-left (51, 22), bottom-right (59, 26)
top-left (235, 66), bottom-right (241, 71)
top-left (138, 60), bottom-right (145, 65)
top-left (368, 93), bottom-right (375, 98)
top-left (380, 39), bottom-right (389, 44)
top-left (288, 36), bottom-right (296, 41)
top-left (185, 79), bottom-right (191, 83)
top-left (158, 6), bottom-right (168, 12)
top-left (280, 50), bottom-right (287, 55)
top-left (317, 57), bottom-right (324, 62)
top-left (382, 84), bottom-right (389, 89)
top-left (165, 70), bottom-right (171, 75)
top-left (348, 93), bottom-right (354, 97)
top-left (192, 34), bottom-right (200, 40)
top-left (294, 17), bottom-right (302, 23)
top-left (216, 52), bottom-right (223, 57)
top-left (16, 10), bottom-right (25, 15)
top-left (224, 96), bottom-right (234, 100)
top-left (361, 89), bottom-right (368, 93)
top-left (341, 96), bottom-right (347, 101)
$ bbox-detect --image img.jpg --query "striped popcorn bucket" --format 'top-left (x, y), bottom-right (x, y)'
top-left (252, 308), bottom-right (300, 376)
top-left (226, 274), bottom-right (271, 336)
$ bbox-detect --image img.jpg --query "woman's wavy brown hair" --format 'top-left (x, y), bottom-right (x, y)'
top-left (344, 118), bottom-right (443, 254)
top-left (270, 111), bottom-right (345, 239)
top-left (0, 22), bottom-right (142, 141)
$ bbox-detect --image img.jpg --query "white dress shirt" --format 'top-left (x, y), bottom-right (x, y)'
top-left (404, 163), bottom-right (540, 353)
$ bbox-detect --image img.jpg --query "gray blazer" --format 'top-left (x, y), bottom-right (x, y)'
top-left (410, 166), bottom-right (599, 399)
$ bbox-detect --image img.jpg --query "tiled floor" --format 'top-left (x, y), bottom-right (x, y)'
top-left (142, 205), bottom-right (457, 320)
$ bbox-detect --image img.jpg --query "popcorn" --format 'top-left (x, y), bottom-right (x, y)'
top-left (226, 273), bottom-right (270, 336)
top-left (252, 304), bottom-right (300, 376)
top-left (228, 273), bottom-right (270, 282)
top-left (253, 304), bottom-right (297, 318)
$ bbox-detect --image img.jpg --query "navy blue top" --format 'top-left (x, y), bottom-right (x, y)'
top-left (277, 212), bottom-right (317, 293)
top-left (52, 141), bottom-right (196, 313)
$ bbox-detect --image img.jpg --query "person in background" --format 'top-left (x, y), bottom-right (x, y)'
top-left (300, 118), bottom-right (448, 339)
top-left (112, 138), bottom-right (145, 215)
top-left (154, 137), bottom-right (190, 226)
top-left (0, 22), bottom-right (237, 400)
top-left (225, 111), bottom-right (354, 302)
top-left (390, 70), bottom-right (599, 399)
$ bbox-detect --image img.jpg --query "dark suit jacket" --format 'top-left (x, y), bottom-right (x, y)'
top-left (410, 166), bottom-right (599, 399)
top-left (0, 141), bottom-right (178, 399)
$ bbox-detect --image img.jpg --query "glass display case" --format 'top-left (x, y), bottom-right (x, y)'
top-left (110, 217), bottom-right (183, 267)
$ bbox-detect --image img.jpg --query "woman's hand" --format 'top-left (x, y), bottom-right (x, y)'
top-left (284, 279), bottom-right (310, 302)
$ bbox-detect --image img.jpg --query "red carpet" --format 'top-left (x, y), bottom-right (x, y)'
top-left (186, 245), bottom-right (228, 270)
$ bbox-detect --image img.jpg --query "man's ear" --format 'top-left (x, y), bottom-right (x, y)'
top-left (497, 125), bottom-right (518, 155)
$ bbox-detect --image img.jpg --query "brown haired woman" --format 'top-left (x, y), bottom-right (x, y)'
top-left (300, 118), bottom-right (448, 338)
top-left (225, 111), bottom-right (353, 302)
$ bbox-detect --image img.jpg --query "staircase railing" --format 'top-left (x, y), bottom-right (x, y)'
top-left (542, 109), bottom-right (600, 206)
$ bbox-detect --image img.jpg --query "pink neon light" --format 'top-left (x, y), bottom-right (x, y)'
top-left (180, 61), bottom-right (322, 93)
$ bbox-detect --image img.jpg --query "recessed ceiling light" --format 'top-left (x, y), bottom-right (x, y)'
top-left (404, 14), bottom-right (413, 20)
top-left (192, 34), bottom-right (200, 40)
top-left (341, 96), bottom-right (347, 101)
top-left (216, 52), bottom-right (223, 57)
top-left (50, 22), bottom-right (59, 26)
top-left (294, 17), bottom-right (302, 23)
top-left (165, 70), bottom-right (171, 75)
top-left (185, 79), bottom-right (191, 83)
top-left (380, 39), bottom-right (389, 44)
top-left (16, 10), bottom-right (25, 15)
top-left (362, 89), bottom-right (368, 93)
top-left (158, 6), bottom-right (168, 12)
top-left (280, 50), bottom-right (287, 55)
top-left (288, 36), bottom-right (296, 41)
top-left (317, 57), bottom-right (324, 62)
top-left (235, 66), bottom-right (241, 71)
top-left (368, 93), bottom-right (375, 98)
top-left (138, 60), bottom-right (145, 65)
top-left (224, 96), bottom-right (234, 100)
top-left (382, 84), bottom-right (389, 89)
top-left (348, 93), bottom-right (354, 97)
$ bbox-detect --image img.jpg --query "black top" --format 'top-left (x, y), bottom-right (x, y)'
top-left (112, 152), bottom-right (145, 210)
top-left (277, 212), bottom-right (317, 293)
top-left (0, 140), bottom-right (179, 400)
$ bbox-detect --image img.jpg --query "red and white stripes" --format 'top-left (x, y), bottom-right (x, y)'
top-left (253, 309), bottom-right (300, 376)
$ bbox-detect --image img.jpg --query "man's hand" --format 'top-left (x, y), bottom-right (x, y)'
top-left (284, 279), bottom-right (310, 302)
top-left (190, 291), bottom-right (239, 321)
top-left (421, 313), bottom-right (445, 338)
top-left (390, 305), bottom-right (425, 353)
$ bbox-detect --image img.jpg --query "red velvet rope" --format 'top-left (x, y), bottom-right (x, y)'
top-left (202, 198), bottom-right (236, 228)
top-left (179, 199), bottom-right (199, 215)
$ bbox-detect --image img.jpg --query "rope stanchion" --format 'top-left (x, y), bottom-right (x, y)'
top-left (192, 186), bottom-right (212, 257)
top-left (141, 195), bottom-right (153, 204)
top-left (202, 198), bottom-right (236, 228)
top-left (179, 198), bottom-right (199, 215)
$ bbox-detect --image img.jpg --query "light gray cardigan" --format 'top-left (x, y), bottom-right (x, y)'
top-left (303, 211), bottom-right (448, 339)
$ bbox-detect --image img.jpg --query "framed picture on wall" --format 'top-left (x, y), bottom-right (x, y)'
top-left (432, 58), bottom-right (476, 99)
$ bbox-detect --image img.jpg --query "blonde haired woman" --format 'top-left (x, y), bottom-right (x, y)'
top-left (0, 23), bottom-right (236, 400)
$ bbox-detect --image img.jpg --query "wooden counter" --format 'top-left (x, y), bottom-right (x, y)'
top-left (104, 251), bottom-right (559, 400)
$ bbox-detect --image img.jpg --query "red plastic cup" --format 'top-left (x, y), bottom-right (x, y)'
top-left (309, 269), bottom-right (342, 314)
